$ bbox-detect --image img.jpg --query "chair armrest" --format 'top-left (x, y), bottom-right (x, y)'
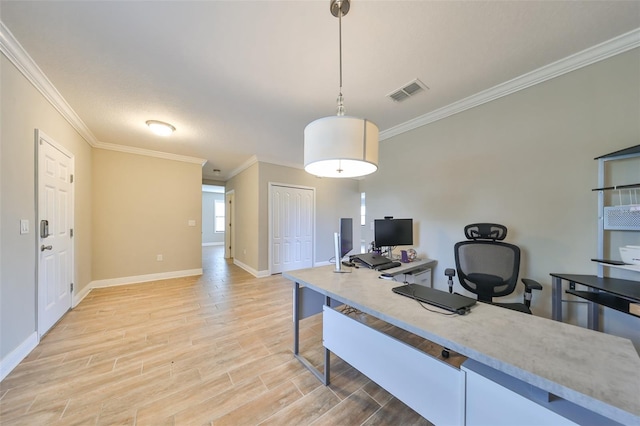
top-left (521, 278), bottom-right (543, 291)
top-left (521, 278), bottom-right (542, 309)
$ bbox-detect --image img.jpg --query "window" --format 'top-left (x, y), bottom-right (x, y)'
top-left (215, 200), bottom-right (225, 233)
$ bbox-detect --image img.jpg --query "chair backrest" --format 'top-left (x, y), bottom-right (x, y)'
top-left (454, 223), bottom-right (520, 303)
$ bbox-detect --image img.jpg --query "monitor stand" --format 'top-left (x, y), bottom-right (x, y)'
top-left (333, 232), bottom-right (351, 273)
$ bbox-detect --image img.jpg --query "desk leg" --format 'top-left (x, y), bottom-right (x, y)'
top-left (292, 282), bottom-right (330, 385)
top-left (293, 282), bottom-right (300, 355)
top-left (323, 296), bottom-right (331, 385)
top-left (551, 276), bottom-right (563, 322)
top-left (587, 290), bottom-right (600, 331)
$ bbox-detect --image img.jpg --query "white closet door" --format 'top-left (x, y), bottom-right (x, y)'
top-left (271, 185), bottom-right (314, 274)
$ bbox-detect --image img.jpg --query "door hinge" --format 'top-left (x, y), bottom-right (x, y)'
top-left (70, 228), bottom-right (74, 237)
top-left (70, 283), bottom-right (74, 292)
top-left (70, 174), bottom-right (74, 183)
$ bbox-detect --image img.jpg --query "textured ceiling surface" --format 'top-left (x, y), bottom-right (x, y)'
top-left (2, 1), bottom-right (639, 180)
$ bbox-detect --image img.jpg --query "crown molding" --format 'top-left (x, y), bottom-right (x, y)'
top-left (93, 141), bottom-right (206, 165)
top-left (227, 155), bottom-right (259, 180)
top-left (380, 28), bottom-right (640, 141)
top-left (2, 20), bottom-right (206, 165)
top-left (0, 21), bottom-right (99, 146)
top-left (4, 18), bottom-right (638, 159)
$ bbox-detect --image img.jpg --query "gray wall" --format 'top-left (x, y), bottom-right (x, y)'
top-left (1, 55), bottom-right (93, 359)
top-left (1, 53), bottom-right (203, 363)
top-left (225, 162), bottom-right (260, 270)
top-left (92, 149), bottom-right (202, 281)
top-left (361, 48), bottom-right (640, 348)
top-left (225, 162), bottom-right (360, 274)
top-left (258, 162), bottom-right (361, 270)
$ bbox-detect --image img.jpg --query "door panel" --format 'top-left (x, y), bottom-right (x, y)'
top-left (38, 130), bottom-right (73, 336)
top-left (271, 185), bottom-right (314, 274)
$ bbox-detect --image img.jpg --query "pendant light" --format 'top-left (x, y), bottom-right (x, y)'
top-left (304, 0), bottom-right (379, 178)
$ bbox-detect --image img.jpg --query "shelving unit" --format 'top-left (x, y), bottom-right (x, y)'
top-left (552, 145), bottom-right (640, 330)
top-left (594, 144), bottom-right (640, 275)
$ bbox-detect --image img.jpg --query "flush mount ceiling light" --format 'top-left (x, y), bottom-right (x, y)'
top-left (146, 120), bottom-right (176, 136)
top-left (303, 0), bottom-right (379, 178)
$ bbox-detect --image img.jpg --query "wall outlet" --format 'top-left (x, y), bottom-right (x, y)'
top-left (157, 254), bottom-right (163, 261)
top-left (188, 220), bottom-right (196, 227)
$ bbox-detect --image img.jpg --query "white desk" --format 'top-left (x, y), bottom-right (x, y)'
top-left (284, 265), bottom-right (640, 425)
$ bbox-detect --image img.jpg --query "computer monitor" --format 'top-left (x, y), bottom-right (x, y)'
top-left (374, 218), bottom-right (413, 247)
top-left (334, 218), bottom-right (354, 273)
top-left (339, 217), bottom-right (353, 259)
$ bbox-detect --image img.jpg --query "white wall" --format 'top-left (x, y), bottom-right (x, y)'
top-left (362, 48), bottom-right (640, 348)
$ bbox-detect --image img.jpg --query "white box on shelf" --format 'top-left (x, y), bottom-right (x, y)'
top-left (393, 268), bottom-right (432, 287)
top-left (619, 246), bottom-right (640, 265)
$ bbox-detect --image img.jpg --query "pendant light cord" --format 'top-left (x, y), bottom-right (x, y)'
top-left (337, 1), bottom-right (345, 116)
top-left (339, 4), bottom-right (343, 93)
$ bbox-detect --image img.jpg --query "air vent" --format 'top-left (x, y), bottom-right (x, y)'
top-left (387, 79), bottom-right (428, 103)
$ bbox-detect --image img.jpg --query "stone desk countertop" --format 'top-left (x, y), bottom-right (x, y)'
top-left (284, 265), bottom-right (640, 425)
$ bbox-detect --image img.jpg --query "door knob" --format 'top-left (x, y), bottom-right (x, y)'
top-left (41, 245), bottom-right (53, 252)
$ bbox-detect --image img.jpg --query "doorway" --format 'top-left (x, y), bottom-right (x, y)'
top-left (202, 184), bottom-right (225, 248)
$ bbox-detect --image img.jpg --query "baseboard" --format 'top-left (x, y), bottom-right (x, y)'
top-left (90, 268), bottom-right (203, 289)
top-left (202, 242), bottom-right (224, 247)
top-left (233, 259), bottom-right (328, 277)
top-left (0, 332), bottom-right (38, 381)
top-left (73, 282), bottom-right (92, 308)
top-left (233, 259), bottom-right (270, 278)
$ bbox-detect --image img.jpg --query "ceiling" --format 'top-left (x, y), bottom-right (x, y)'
top-left (1, 1), bottom-right (639, 181)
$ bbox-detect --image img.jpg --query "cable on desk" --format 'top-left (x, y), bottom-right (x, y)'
top-left (340, 305), bottom-right (362, 316)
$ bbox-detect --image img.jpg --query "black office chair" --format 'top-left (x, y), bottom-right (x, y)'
top-left (445, 223), bottom-right (542, 314)
top-left (440, 224), bottom-right (542, 358)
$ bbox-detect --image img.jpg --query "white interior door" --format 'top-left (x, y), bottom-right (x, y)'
top-left (37, 130), bottom-right (74, 337)
top-left (270, 184), bottom-right (314, 274)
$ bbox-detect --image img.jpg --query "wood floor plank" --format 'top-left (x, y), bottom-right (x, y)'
top-left (172, 376), bottom-right (267, 425)
top-left (311, 388), bottom-right (381, 426)
top-left (210, 380), bottom-right (303, 425)
top-left (0, 246), bottom-right (443, 425)
top-left (259, 385), bottom-right (340, 425)
top-left (135, 371), bottom-right (233, 424)
top-left (362, 395), bottom-right (434, 426)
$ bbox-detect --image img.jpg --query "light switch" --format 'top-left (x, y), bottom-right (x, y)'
top-left (20, 219), bottom-right (29, 234)
top-left (188, 220), bottom-right (196, 227)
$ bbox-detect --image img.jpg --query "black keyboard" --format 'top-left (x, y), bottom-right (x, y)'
top-left (376, 261), bottom-right (401, 271)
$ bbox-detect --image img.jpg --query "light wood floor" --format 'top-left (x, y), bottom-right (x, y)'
top-left (0, 246), bottom-right (459, 425)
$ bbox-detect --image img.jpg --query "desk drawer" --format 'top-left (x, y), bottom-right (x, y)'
top-left (323, 306), bottom-right (465, 425)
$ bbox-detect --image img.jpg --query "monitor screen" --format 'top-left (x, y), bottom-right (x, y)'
top-left (339, 218), bottom-right (353, 259)
top-left (374, 218), bottom-right (413, 247)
